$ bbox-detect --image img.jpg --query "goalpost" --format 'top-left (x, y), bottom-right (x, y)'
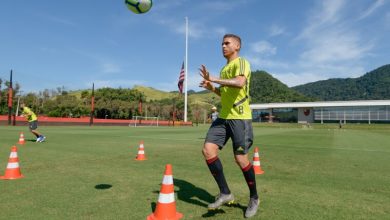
top-left (131, 116), bottom-right (159, 127)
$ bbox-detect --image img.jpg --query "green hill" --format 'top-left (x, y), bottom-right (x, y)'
top-left (133, 85), bottom-right (177, 101)
top-left (133, 70), bottom-right (314, 105)
top-left (133, 85), bottom-right (220, 110)
top-left (292, 64), bottom-right (390, 101)
top-left (250, 70), bottom-right (315, 103)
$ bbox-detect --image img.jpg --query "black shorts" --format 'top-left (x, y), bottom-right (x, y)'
top-left (205, 118), bottom-right (253, 155)
top-left (29, 120), bottom-right (38, 130)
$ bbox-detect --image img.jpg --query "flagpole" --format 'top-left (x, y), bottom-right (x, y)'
top-left (184, 17), bottom-right (188, 122)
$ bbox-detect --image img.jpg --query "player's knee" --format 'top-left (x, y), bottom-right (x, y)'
top-left (202, 143), bottom-right (217, 159)
top-left (202, 147), bottom-right (211, 158)
top-left (201, 147), bottom-right (206, 156)
top-left (234, 155), bottom-right (250, 168)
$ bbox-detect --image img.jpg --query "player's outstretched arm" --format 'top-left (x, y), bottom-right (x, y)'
top-left (199, 65), bottom-right (221, 96)
top-left (199, 64), bottom-right (246, 88)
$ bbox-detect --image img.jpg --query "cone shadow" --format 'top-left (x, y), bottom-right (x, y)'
top-left (151, 202), bottom-right (156, 212)
top-left (173, 178), bottom-right (214, 208)
top-left (94, 184), bottom-right (112, 190)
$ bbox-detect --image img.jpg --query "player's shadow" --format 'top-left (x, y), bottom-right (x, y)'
top-left (173, 178), bottom-right (214, 208)
top-left (174, 178), bottom-right (246, 218)
top-left (94, 184), bottom-right (112, 190)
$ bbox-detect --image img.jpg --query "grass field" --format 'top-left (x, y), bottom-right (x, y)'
top-left (0, 124), bottom-right (389, 219)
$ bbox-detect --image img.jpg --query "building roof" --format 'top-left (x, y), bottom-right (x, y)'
top-left (250, 100), bottom-right (390, 109)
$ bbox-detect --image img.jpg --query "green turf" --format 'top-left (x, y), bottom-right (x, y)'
top-left (0, 124), bottom-right (389, 219)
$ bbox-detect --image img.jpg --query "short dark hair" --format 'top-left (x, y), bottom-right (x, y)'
top-left (223, 34), bottom-right (241, 49)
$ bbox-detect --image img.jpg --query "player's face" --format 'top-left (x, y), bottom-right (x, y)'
top-left (222, 37), bottom-right (240, 59)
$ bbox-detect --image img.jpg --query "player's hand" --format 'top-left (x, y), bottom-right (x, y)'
top-left (199, 65), bottom-right (214, 82)
top-left (199, 79), bottom-right (214, 91)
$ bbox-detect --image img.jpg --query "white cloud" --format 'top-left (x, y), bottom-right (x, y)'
top-left (247, 55), bottom-right (289, 70)
top-left (101, 62), bottom-right (121, 74)
top-left (386, 12), bottom-right (390, 27)
top-left (272, 72), bottom-right (327, 87)
top-left (158, 18), bottom-right (226, 39)
top-left (269, 24), bottom-right (285, 37)
top-left (316, 0), bottom-right (345, 24)
top-left (36, 13), bottom-right (77, 27)
top-left (358, 0), bottom-right (385, 20)
top-left (298, 0), bottom-right (345, 40)
top-left (250, 41), bottom-right (277, 56)
top-left (300, 30), bottom-right (373, 63)
top-left (244, 0), bottom-right (376, 86)
top-left (272, 64), bottom-right (366, 87)
top-left (157, 18), bottom-right (200, 38)
top-left (71, 49), bottom-right (123, 74)
top-left (297, 0), bottom-right (373, 67)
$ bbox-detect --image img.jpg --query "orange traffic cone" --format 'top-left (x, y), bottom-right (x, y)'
top-left (0, 146), bottom-right (24, 180)
top-left (147, 164), bottom-right (183, 220)
top-left (135, 141), bottom-right (147, 161)
top-left (252, 147), bottom-right (264, 175)
top-left (18, 132), bottom-right (25, 145)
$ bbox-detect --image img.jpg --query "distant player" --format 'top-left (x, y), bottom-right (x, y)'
top-left (20, 103), bottom-right (46, 142)
top-left (210, 106), bottom-right (219, 122)
top-left (199, 34), bottom-right (259, 218)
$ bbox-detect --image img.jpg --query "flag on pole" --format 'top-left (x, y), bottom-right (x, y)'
top-left (178, 62), bottom-right (185, 94)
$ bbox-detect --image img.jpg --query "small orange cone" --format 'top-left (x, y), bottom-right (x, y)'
top-left (147, 164), bottom-right (183, 220)
top-left (252, 147), bottom-right (264, 175)
top-left (18, 132), bottom-right (25, 145)
top-left (0, 146), bottom-right (24, 180)
top-left (135, 141), bottom-right (147, 161)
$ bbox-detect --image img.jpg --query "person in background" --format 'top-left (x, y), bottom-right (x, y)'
top-left (20, 103), bottom-right (46, 142)
top-left (211, 106), bottom-right (219, 122)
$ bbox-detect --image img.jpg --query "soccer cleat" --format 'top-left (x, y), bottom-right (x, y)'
top-left (208, 193), bottom-right (235, 210)
top-left (39, 136), bottom-right (46, 142)
top-left (36, 136), bottom-right (42, 142)
top-left (245, 197), bottom-right (260, 218)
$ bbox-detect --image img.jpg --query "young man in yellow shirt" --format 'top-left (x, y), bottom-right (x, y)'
top-left (199, 34), bottom-right (259, 218)
top-left (20, 103), bottom-right (46, 142)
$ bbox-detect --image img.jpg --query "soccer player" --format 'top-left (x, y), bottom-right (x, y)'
top-left (199, 34), bottom-right (259, 218)
top-left (20, 103), bottom-right (46, 142)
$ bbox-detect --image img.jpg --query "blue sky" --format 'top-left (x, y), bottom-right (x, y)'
top-left (0, 0), bottom-right (389, 94)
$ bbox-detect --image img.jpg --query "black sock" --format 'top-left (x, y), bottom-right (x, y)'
top-left (242, 164), bottom-right (258, 199)
top-left (206, 156), bottom-right (231, 195)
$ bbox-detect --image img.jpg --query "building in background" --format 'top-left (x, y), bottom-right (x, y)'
top-left (251, 100), bottom-right (390, 124)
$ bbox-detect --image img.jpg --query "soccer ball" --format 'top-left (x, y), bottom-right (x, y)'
top-left (125, 0), bottom-right (153, 14)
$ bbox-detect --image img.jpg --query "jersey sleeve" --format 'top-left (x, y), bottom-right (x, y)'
top-left (234, 58), bottom-right (251, 78)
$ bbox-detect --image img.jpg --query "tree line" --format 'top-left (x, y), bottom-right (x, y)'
top-left (0, 83), bottom-right (186, 121)
top-left (1, 69), bottom-right (318, 121)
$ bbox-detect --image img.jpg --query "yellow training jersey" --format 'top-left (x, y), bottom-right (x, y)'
top-left (219, 57), bottom-right (252, 119)
top-left (22, 107), bottom-right (38, 122)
